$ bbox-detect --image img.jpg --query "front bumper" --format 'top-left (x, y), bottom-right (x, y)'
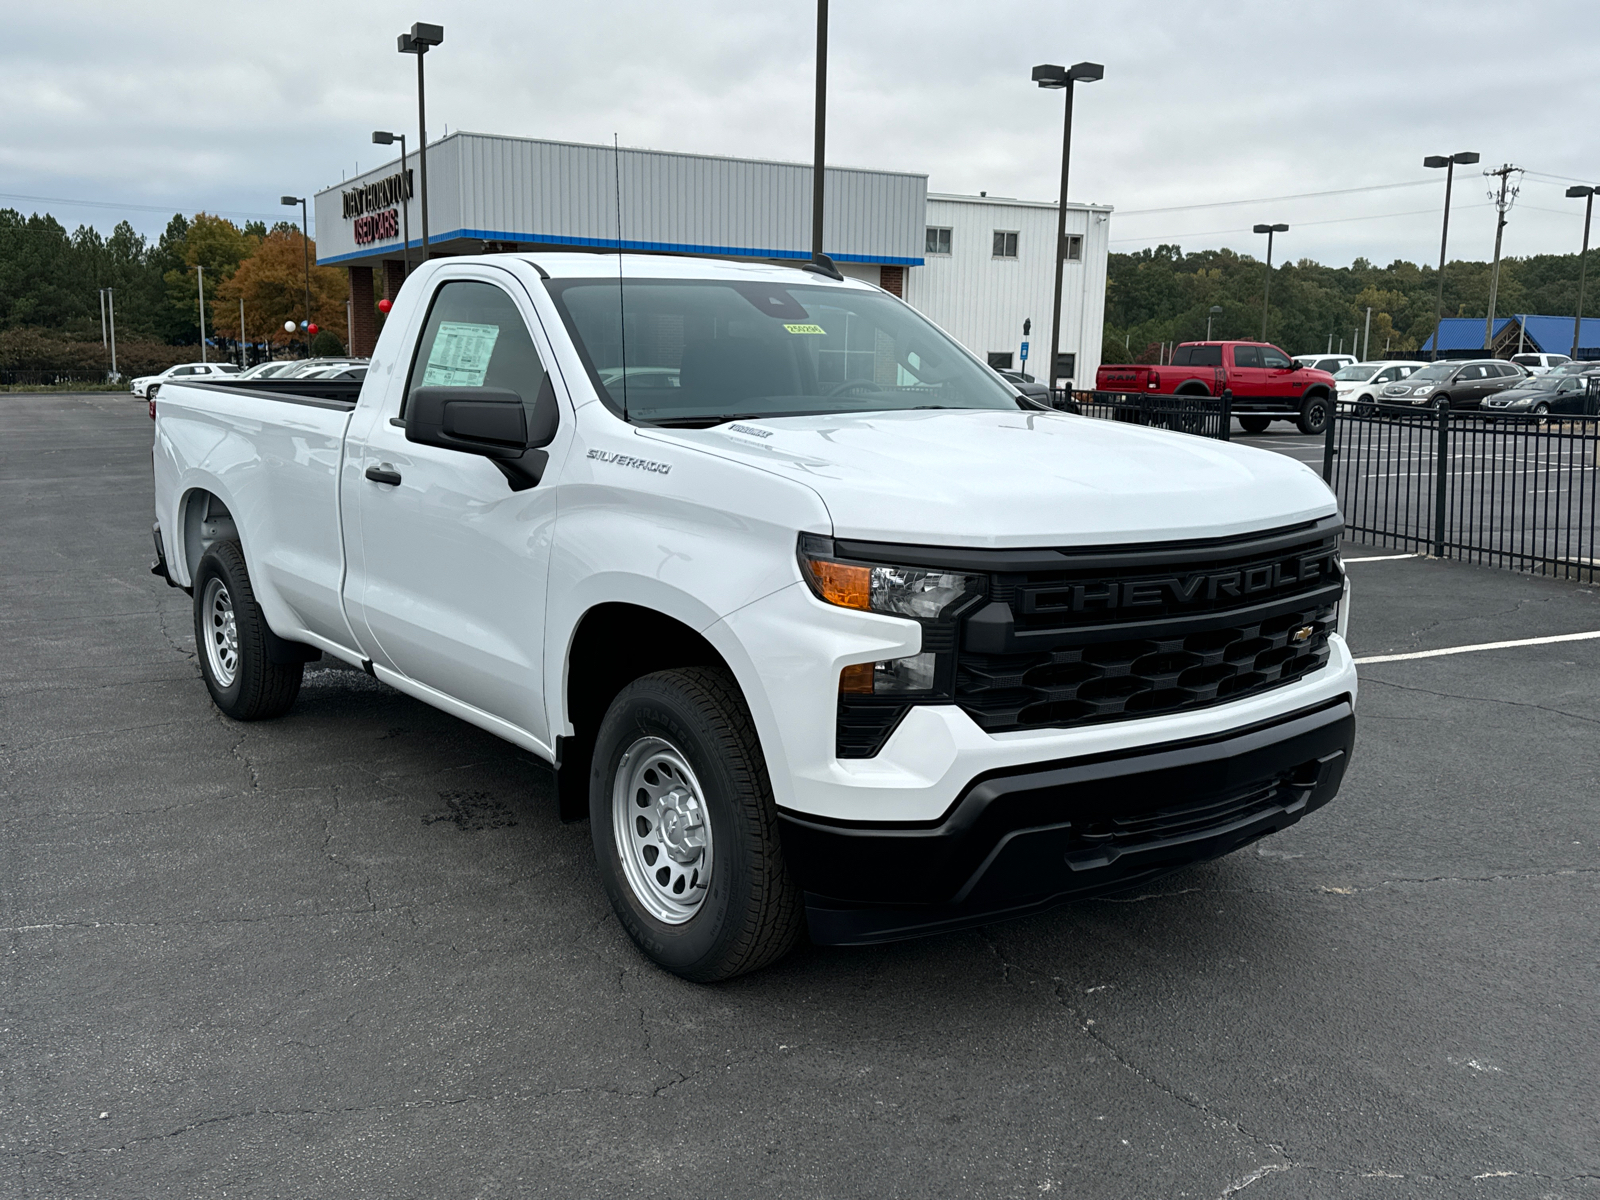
top-left (783, 696), bottom-right (1354, 945)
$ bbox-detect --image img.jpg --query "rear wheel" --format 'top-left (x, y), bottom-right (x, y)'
top-left (1238, 415), bottom-right (1271, 434)
top-left (191, 540), bottom-right (303, 720)
top-left (1433, 396), bottom-right (1451, 414)
top-left (1296, 393), bottom-right (1330, 435)
top-left (1532, 401), bottom-right (1551, 426)
top-left (590, 667), bottom-right (803, 982)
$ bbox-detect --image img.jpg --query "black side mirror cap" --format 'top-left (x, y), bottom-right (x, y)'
top-left (404, 380), bottom-right (561, 491)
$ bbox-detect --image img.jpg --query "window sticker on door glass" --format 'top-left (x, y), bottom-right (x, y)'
top-left (421, 321), bottom-right (500, 387)
top-left (783, 323), bottom-right (826, 335)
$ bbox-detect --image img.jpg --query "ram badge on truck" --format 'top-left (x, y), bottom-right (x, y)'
top-left (152, 253), bottom-right (1357, 981)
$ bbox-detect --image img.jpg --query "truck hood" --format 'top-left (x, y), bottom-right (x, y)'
top-left (637, 408), bottom-right (1337, 547)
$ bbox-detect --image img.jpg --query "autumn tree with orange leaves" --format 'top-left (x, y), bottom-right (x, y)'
top-left (210, 229), bottom-right (348, 352)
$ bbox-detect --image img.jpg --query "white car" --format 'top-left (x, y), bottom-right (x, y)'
top-left (1509, 352), bottom-right (1571, 376)
top-left (1332, 360), bottom-right (1428, 408)
top-left (130, 362), bottom-right (239, 398)
top-left (149, 252), bottom-right (1357, 980)
top-left (1294, 354), bottom-right (1356, 374)
top-left (234, 361), bottom-right (302, 381)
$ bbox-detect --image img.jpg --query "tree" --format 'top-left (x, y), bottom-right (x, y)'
top-left (210, 229), bottom-right (348, 351)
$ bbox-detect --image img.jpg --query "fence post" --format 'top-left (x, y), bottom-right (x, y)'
top-left (1432, 405), bottom-right (1449, 558)
top-left (1220, 388), bottom-right (1232, 441)
top-left (1321, 396), bottom-right (1336, 483)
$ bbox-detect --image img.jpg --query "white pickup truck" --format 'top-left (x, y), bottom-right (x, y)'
top-left (151, 252), bottom-right (1356, 981)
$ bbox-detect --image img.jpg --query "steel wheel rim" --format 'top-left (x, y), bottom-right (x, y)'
top-left (201, 577), bottom-right (239, 688)
top-left (612, 736), bottom-right (714, 925)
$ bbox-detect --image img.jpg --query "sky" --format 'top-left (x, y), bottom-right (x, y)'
top-left (3, 0), bottom-right (1598, 269)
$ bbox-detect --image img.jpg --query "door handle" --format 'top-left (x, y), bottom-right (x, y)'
top-left (365, 464), bottom-right (402, 486)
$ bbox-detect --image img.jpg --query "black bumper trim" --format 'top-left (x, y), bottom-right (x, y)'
top-left (781, 697), bottom-right (1354, 945)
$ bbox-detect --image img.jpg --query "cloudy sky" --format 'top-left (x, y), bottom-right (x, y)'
top-left (4, 0), bottom-right (1597, 267)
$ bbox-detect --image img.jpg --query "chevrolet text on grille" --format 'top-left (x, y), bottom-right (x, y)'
top-left (1038, 551), bottom-right (1338, 613)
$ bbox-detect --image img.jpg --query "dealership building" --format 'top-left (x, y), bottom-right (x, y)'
top-left (315, 131), bottom-right (1110, 386)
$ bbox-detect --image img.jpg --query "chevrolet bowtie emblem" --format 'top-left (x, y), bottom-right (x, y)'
top-left (1292, 625), bottom-right (1314, 643)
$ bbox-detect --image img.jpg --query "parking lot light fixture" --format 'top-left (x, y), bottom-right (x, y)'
top-left (1424, 151), bottom-right (1479, 361)
top-left (398, 22), bottom-right (443, 262)
top-left (372, 130), bottom-right (412, 275)
top-left (1207, 305), bottom-right (1222, 340)
top-left (1033, 59), bottom-right (1103, 393)
top-left (1567, 185), bottom-right (1595, 359)
top-left (1253, 223), bottom-right (1288, 341)
top-left (282, 196), bottom-right (312, 357)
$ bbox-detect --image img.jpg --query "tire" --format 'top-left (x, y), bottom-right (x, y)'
top-left (590, 667), bottom-right (804, 982)
top-left (1532, 402), bottom-right (1550, 425)
top-left (1355, 394), bottom-right (1376, 418)
top-left (1432, 396), bottom-right (1450, 414)
top-left (191, 540), bottom-right (303, 721)
top-left (1296, 393), bottom-right (1330, 436)
top-left (1239, 415), bottom-right (1271, 434)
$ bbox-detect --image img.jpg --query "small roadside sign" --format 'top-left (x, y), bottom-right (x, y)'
top-left (1020, 341), bottom-right (1029, 361)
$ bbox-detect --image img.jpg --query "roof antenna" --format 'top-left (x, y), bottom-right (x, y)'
top-left (613, 133), bottom-right (629, 424)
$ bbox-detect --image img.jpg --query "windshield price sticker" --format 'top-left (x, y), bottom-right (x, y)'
top-left (783, 323), bottom-right (826, 335)
top-left (422, 322), bottom-right (500, 387)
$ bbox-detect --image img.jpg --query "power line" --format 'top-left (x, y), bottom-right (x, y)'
top-left (1108, 202), bottom-right (1492, 245)
top-left (1115, 179), bottom-right (1434, 218)
top-left (0, 191), bottom-right (284, 222)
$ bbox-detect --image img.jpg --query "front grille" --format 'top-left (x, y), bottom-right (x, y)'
top-left (953, 519), bottom-right (1343, 735)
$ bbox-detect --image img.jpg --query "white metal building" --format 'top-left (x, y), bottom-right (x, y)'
top-left (316, 132), bottom-right (1109, 386)
top-left (907, 194), bottom-right (1110, 388)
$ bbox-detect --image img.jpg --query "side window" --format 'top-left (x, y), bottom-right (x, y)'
top-left (1232, 345), bottom-right (1263, 368)
top-left (1064, 234), bottom-right (1083, 262)
top-left (402, 280), bottom-right (547, 422)
top-left (925, 227), bottom-right (952, 255)
top-left (1261, 347), bottom-right (1292, 369)
top-left (1190, 345), bottom-right (1222, 367)
top-left (992, 231), bottom-right (1019, 258)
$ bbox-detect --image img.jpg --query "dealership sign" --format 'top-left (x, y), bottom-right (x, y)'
top-left (341, 171), bottom-right (413, 219)
top-left (354, 209), bottom-right (401, 245)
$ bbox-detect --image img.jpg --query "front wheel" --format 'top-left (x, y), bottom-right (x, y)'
top-left (1296, 393), bottom-right (1330, 435)
top-left (191, 540), bottom-right (303, 720)
top-left (1238, 415), bottom-right (1271, 434)
top-left (590, 668), bottom-right (803, 982)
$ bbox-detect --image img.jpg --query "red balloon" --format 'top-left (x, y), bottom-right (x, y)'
top-left (307, 323), bottom-right (319, 336)
top-left (378, 298), bottom-right (393, 314)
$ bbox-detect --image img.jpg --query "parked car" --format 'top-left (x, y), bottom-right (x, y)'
top-left (277, 358), bottom-right (369, 379)
top-left (129, 362), bottom-right (239, 398)
top-left (1509, 352), bottom-right (1571, 375)
top-left (1332, 361), bottom-right (1427, 411)
top-left (1480, 371), bottom-right (1599, 418)
top-left (997, 370), bottom-right (1081, 415)
top-left (1378, 358), bottom-right (1527, 411)
top-left (1096, 341), bottom-right (1337, 434)
top-left (1545, 359), bottom-right (1599, 379)
top-left (1294, 354), bottom-right (1356, 374)
top-left (150, 252), bottom-right (1356, 981)
top-left (234, 361), bottom-right (303, 381)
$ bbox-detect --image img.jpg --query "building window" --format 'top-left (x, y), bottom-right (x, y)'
top-left (992, 230), bottom-right (1019, 258)
top-left (1065, 234), bottom-right (1083, 262)
top-left (987, 352), bottom-right (1014, 369)
top-left (925, 227), bottom-right (951, 255)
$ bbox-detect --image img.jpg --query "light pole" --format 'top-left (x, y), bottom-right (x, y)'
top-left (1252, 223), bottom-right (1288, 341)
top-left (189, 264), bottom-right (207, 363)
top-left (1566, 185), bottom-right (1595, 359)
top-left (812, 0), bottom-right (828, 264)
top-left (1207, 305), bottom-right (1222, 341)
top-left (281, 196), bottom-right (313, 356)
top-left (398, 23), bottom-right (444, 261)
top-left (239, 297), bottom-right (247, 368)
top-left (372, 130), bottom-right (412, 274)
top-left (1363, 306), bottom-right (1372, 361)
top-left (99, 288), bottom-right (118, 378)
top-left (1033, 60), bottom-right (1103, 393)
top-left (1423, 151), bottom-right (1479, 360)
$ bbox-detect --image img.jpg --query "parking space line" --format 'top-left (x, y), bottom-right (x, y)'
top-left (1343, 553), bottom-right (1416, 562)
top-left (1354, 630), bottom-right (1600, 664)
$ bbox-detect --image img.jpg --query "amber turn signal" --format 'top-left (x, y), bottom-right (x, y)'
top-left (838, 662), bottom-right (875, 694)
top-left (804, 559), bottom-right (871, 611)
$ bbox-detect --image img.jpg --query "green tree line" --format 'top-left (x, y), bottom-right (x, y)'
top-left (1104, 243), bottom-right (1600, 363)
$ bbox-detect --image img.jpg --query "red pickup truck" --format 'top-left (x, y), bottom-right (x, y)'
top-left (1096, 341), bottom-right (1337, 435)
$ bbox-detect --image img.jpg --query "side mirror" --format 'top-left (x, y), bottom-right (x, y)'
top-left (405, 379), bottom-right (561, 490)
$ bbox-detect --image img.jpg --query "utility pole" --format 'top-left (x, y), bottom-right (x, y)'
top-left (1363, 307), bottom-right (1372, 361)
top-left (1568, 185), bottom-right (1595, 359)
top-left (191, 265), bottom-right (207, 363)
top-left (99, 288), bottom-right (108, 350)
top-left (239, 298), bottom-right (247, 368)
top-left (107, 289), bottom-right (117, 378)
top-left (1483, 164), bottom-right (1522, 351)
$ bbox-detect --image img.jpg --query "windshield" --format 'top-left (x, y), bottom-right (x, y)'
top-left (1332, 364), bottom-right (1375, 381)
top-left (545, 278), bottom-right (1025, 426)
top-left (1408, 361), bottom-right (1459, 382)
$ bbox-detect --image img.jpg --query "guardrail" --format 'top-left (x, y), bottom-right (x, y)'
top-left (1079, 390), bottom-right (1233, 441)
top-left (1322, 386), bottom-right (1600, 581)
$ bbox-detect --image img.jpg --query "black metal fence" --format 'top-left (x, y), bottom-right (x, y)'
top-left (1322, 386), bottom-right (1600, 582)
top-left (1080, 390), bottom-right (1233, 441)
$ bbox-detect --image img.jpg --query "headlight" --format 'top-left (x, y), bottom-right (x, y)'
top-left (798, 536), bottom-right (982, 620)
top-left (1412, 385), bottom-right (1433, 394)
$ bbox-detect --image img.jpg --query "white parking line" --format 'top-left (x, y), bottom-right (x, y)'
top-left (1354, 630), bottom-right (1600, 664)
top-left (1342, 553), bottom-right (1416, 562)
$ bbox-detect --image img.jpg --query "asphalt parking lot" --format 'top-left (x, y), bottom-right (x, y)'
top-left (5, 393), bottom-right (1599, 1199)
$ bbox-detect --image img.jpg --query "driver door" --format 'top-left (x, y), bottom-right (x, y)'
top-left (346, 269), bottom-right (569, 751)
